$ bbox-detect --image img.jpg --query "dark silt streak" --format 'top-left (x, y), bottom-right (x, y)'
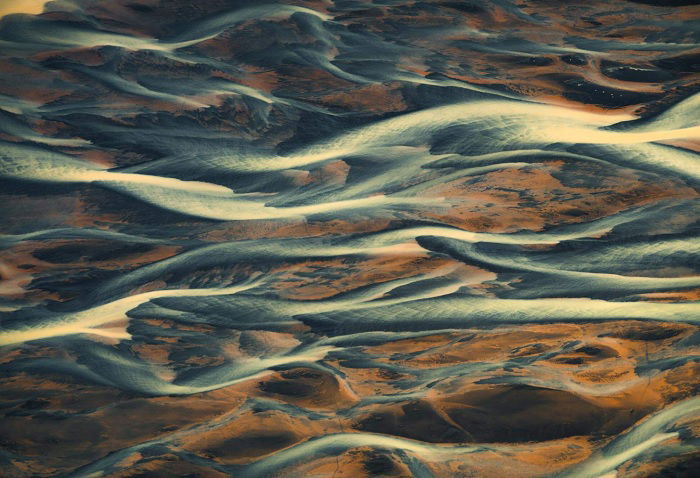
top-left (0, 1), bottom-right (699, 477)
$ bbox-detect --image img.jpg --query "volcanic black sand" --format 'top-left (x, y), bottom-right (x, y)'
top-left (0, 1), bottom-right (699, 477)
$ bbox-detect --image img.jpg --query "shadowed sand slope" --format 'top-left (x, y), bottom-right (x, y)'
top-left (0, 0), bottom-right (699, 477)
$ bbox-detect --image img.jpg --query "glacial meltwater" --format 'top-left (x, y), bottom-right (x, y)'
top-left (1, 1), bottom-right (699, 477)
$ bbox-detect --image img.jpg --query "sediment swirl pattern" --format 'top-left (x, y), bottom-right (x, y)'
top-left (1, 1), bottom-right (699, 477)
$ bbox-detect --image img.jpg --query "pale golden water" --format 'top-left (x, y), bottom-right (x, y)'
top-left (0, 0), bottom-right (48, 18)
top-left (0, 1), bottom-right (699, 477)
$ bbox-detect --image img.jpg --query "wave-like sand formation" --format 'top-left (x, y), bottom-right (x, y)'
top-left (1, 0), bottom-right (698, 477)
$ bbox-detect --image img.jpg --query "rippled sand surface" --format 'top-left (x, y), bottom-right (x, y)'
top-left (1, 1), bottom-right (699, 477)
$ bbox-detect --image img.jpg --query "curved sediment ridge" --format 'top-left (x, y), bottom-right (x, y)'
top-left (0, 1), bottom-right (699, 477)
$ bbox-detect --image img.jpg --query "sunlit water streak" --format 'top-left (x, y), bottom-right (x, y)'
top-left (0, 1), bottom-right (698, 476)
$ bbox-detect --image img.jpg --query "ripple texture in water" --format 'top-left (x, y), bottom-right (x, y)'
top-left (0, 1), bottom-right (699, 477)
